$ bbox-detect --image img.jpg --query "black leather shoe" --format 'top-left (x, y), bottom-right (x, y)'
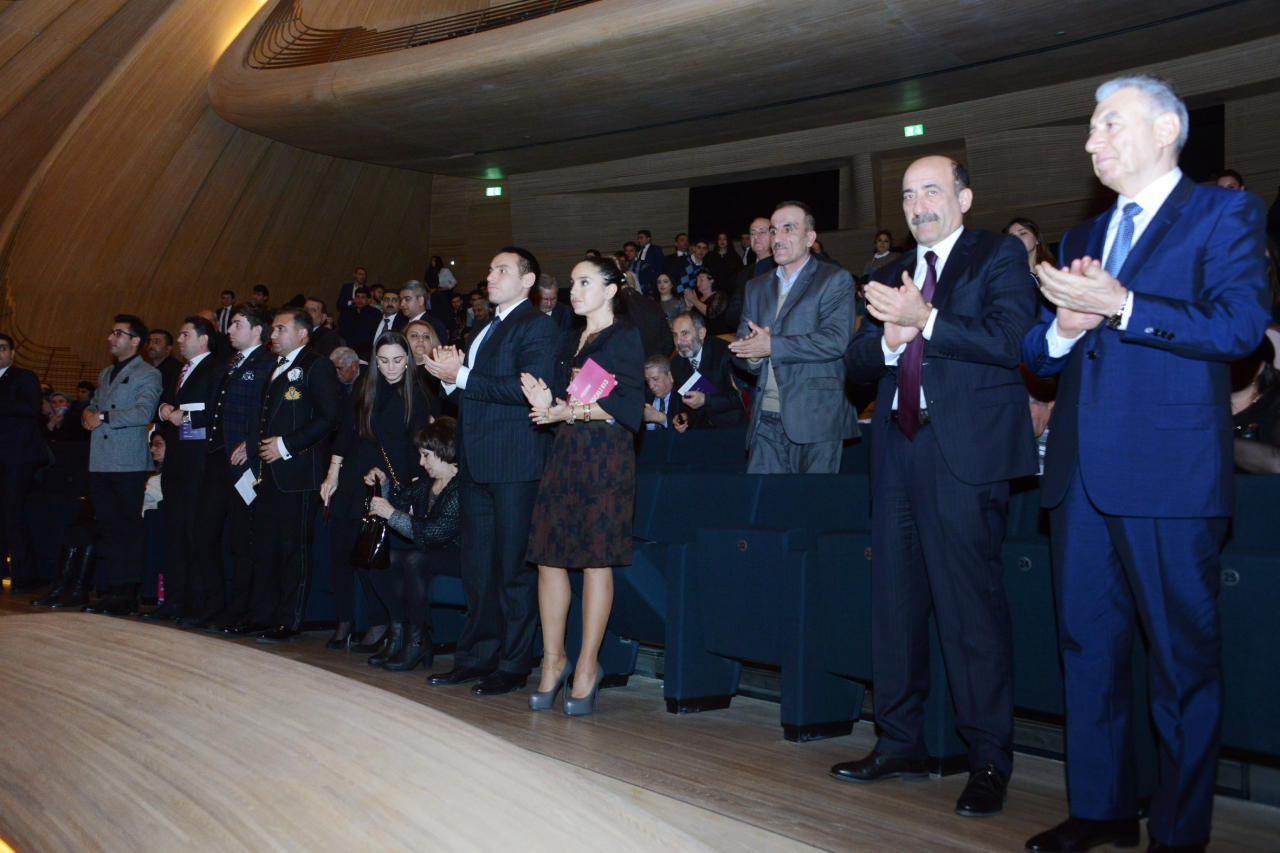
top-left (829, 752), bottom-right (929, 784)
top-left (176, 615), bottom-right (211, 631)
top-left (1026, 816), bottom-right (1140, 851)
top-left (1147, 841), bottom-right (1203, 853)
top-left (142, 603), bottom-right (179, 622)
top-left (956, 765), bottom-right (1007, 817)
top-left (221, 621), bottom-right (265, 635)
top-left (428, 665), bottom-right (494, 686)
top-left (256, 627), bottom-right (298, 644)
top-left (83, 595), bottom-right (137, 617)
top-left (472, 670), bottom-right (528, 695)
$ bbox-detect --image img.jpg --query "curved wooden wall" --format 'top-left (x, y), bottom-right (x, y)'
top-left (0, 0), bottom-right (505, 376)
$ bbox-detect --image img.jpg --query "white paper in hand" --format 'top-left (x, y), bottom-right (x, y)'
top-left (235, 468), bottom-right (258, 506)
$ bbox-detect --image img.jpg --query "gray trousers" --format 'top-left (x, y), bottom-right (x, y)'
top-left (746, 410), bottom-right (841, 474)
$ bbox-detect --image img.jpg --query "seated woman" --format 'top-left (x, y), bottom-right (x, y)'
top-left (363, 416), bottom-right (461, 672)
top-left (521, 256), bottom-right (644, 716)
top-left (1231, 336), bottom-right (1280, 473)
top-left (682, 270), bottom-right (732, 336)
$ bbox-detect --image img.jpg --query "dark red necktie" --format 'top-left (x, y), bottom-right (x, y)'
top-left (896, 250), bottom-right (937, 440)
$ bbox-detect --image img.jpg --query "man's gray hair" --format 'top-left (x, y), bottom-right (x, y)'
top-left (329, 346), bottom-right (359, 369)
top-left (1096, 75), bottom-right (1189, 153)
top-left (400, 279), bottom-right (427, 299)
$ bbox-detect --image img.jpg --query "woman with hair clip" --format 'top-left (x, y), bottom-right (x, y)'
top-left (320, 331), bottom-right (437, 657)
top-left (520, 256), bottom-right (645, 716)
top-left (362, 417), bottom-right (461, 672)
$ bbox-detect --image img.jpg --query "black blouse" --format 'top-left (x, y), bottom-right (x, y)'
top-left (551, 319), bottom-right (646, 433)
top-left (331, 373), bottom-right (435, 517)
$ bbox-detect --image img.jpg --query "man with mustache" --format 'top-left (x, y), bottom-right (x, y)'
top-left (835, 156), bottom-right (1037, 819)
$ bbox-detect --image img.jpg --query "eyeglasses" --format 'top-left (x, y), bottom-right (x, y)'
top-left (108, 329), bottom-right (138, 338)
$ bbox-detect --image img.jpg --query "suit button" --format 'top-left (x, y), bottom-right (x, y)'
top-left (1144, 327), bottom-right (1155, 334)
top-left (1167, 332), bottom-right (1175, 340)
top-left (1087, 350), bottom-right (1097, 359)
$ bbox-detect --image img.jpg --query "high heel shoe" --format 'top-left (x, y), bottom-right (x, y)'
top-left (563, 663), bottom-right (605, 717)
top-left (325, 621), bottom-right (354, 651)
top-left (528, 660), bottom-right (574, 711)
top-left (350, 624), bottom-right (388, 654)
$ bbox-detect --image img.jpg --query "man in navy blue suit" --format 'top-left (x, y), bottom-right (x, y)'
top-left (834, 157), bottom-right (1037, 817)
top-left (1022, 76), bottom-right (1270, 853)
top-left (423, 247), bottom-right (557, 696)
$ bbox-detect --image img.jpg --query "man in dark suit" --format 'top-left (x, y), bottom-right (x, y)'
top-left (835, 156), bottom-right (1037, 818)
top-left (537, 278), bottom-right (575, 333)
top-left (670, 311), bottom-right (744, 429)
top-left (621, 276), bottom-right (674, 360)
top-left (636, 229), bottom-right (663, 293)
top-left (729, 201), bottom-right (857, 473)
top-left (145, 316), bottom-right (223, 625)
top-left (725, 217), bottom-right (777, 335)
top-left (0, 333), bottom-right (45, 586)
top-left (251, 308), bottom-right (341, 642)
top-left (642, 355), bottom-right (688, 431)
top-left (661, 232), bottom-right (690, 282)
top-left (338, 286), bottom-right (380, 358)
top-left (214, 290), bottom-right (235, 335)
top-left (372, 290), bottom-right (400, 344)
top-left (81, 314), bottom-right (163, 616)
top-left (145, 329), bottom-right (182, 416)
top-left (1021, 77), bottom-right (1270, 853)
top-left (423, 247), bottom-right (556, 695)
top-left (196, 303), bottom-right (279, 634)
top-left (335, 265), bottom-right (367, 315)
top-left (396, 280), bottom-right (448, 344)
top-left (304, 297), bottom-right (344, 358)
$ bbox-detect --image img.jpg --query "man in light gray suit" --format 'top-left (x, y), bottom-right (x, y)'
top-left (81, 313), bottom-right (162, 616)
top-left (729, 200), bottom-right (858, 473)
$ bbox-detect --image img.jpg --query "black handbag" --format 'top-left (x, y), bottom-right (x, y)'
top-left (349, 444), bottom-right (399, 571)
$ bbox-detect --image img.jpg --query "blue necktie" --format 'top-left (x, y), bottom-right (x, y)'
top-left (471, 314), bottom-right (501, 365)
top-left (1105, 202), bottom-right (1142, 277)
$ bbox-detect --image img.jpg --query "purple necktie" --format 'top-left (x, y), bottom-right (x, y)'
top-left (896, 250), bottom-right (937, 440)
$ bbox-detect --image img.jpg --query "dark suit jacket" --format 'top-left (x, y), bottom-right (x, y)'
top-left (670, 336), bottom-right (745, 429)
top-left (847, 228), bottom-right (1037, 485)
top-left (545, 302), bottom-right (576, 333)
top-left (1022, 177), bottom-right (1270, 515)
top-left (338, 305), bottom-right (380, 352)
top-left (450, 300), bottom-right (557, 483)
top-left (258, 348), bottom-right (341, 492)
top-left (209, 345), bottom-right (276, 472)
top-left (622, 289), bottom-right (674, 360)
top-left (736, 257), bottom-right (858, 445)
top-left (308, 325), bottom-right (344, 359)
top-left (0, 365), bottom-right (45, 467)
top-left (158, 354), bottom-right (223, 477)
top-left (646, 390), bottom-right (685, 430)
top-left (637, 244), bottom-right (664, 290)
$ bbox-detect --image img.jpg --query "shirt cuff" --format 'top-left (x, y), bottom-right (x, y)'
top-left (922, 308), bottom-right (939, 340)
top-left (881, 336), bottom-right (907, 365)
top-left (453, 365), bottom-right (470, 390)
top-left (276, 437), bottom-right (292, 461)
top-left (1046, 319), bottom-right (1084, 358)
top-left (1116, 290), bottom-right (1135, 331)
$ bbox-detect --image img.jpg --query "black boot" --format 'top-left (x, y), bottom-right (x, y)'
top-left (383, 625), bottom-right (431, 672)
top-left (49, 546), bottom-right (95, 609)
top-left (369, 622), bottom-right (405, 668)
top-left (32, 546), bottom-right (81, 607)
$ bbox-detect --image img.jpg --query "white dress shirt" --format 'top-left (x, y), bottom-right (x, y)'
top-left (882, 225), bottom-right (963, 409)
top-left (444, 298), bottom-right (527, 393)
top-left (270, 345), bottom-right (305, 460)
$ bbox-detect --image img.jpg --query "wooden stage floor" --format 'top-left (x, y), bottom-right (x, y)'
top-left (2, 594), bottom-right (1277, 851)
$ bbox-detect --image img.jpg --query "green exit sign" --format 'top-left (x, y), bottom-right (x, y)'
top-left (485, 186), bottom-right (503, 197)
top-left (903, 124), bottom-right (924, 138)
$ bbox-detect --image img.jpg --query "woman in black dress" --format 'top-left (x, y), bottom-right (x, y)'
top-left (520, 257), bottom-right (645, 715)
top-left (362, 417), bottom-right (462, 672)
top-left (320, 331), bottom-right (437, 655)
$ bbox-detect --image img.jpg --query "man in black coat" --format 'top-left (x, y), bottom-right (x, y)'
top-left (304, 297), bottom-right (344, 359)
top-left (0, 334), bottom-right (46, 586)
top-left (146, 316), bottom-right (224, 625)
top-left (422, 247), bottom-right (557, 695)
top-left (251, 308), bottom-right (341, 642)
top-left (669, 311), bottom-right (745, 429)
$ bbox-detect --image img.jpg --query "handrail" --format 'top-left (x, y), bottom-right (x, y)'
top-left (246, 0), bottom-right (601, 69)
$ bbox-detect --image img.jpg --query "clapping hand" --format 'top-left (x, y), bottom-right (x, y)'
top-left (1036, 256), bottom-right (1126, 335)
top-left (424, 345), bottom-right (463, 384)
top-left (865, 271), bottom-right (928, 349)
top-left (728, 321), bottom-right (772, 360)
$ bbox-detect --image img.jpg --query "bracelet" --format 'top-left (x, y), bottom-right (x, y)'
top-left (567, 404), bottom-right (575, 425)
top-left (584, 403), bottom-right (591, 422)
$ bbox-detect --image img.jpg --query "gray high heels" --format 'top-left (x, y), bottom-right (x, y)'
top-left (529, 660), bottom-right (574, 711)
top-left (563, 663), bottom-right (605, 717)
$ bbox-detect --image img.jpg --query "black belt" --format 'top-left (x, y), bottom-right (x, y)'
top-left (889, 409), bottom-right (930, 426)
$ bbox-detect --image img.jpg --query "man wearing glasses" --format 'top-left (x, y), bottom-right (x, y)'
top-left (81, 315), bottom-right (162, 616)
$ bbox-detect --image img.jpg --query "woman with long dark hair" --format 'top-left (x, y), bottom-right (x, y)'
top-left (361, 417), bottom-right (462, 671)
top-left (520, 256), bottom-right (645, 716)
top-left (320, 331), bottom-right (437, 655)
top-left (1003, 217), bottom-right (1055, 274)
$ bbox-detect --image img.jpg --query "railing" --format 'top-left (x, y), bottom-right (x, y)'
top-left (247, 0), bottom-right (602, 69)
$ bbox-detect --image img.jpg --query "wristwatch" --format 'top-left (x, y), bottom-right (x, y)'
top-left (1105, 290), bottom-right (1131, 331)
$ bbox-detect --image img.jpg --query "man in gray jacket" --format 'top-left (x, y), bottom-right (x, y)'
top-left (81, 314), bottom-right (162, 616)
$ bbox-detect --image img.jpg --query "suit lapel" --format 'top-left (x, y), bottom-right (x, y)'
top-left (267, 354), bottom-right (298, 420)
top-left (932, 231), bottom-right (976, 308)
top-left (774, 260), bottom-right (817, 327)
top-left (474, 301), bottom-right (527, 369)
top-left (1118, 175), bottom-right (1193, 280)
top-left (1084, 210), bottom-right (1110, 261)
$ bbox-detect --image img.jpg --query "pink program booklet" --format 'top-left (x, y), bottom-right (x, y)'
top-left (566, 358), bottom-right (616, 403)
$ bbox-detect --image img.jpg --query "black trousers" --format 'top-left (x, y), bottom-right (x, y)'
top-left (89, 471), bottom-right (149, 589)
top-left (249, 475), bottom-right (316, 630)
top-left (868, 421), bottom-right (1014, 775)
top-left (194, 453), bottom-right (259, 622)
top-left (369, 544), bottom-right (461, 626)
top-left (454, 477), bottom-right (540, 674)
top-left (160, 458), bottom-right (205, 614)
top-left (0, 459), bottom-right (38, 577)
